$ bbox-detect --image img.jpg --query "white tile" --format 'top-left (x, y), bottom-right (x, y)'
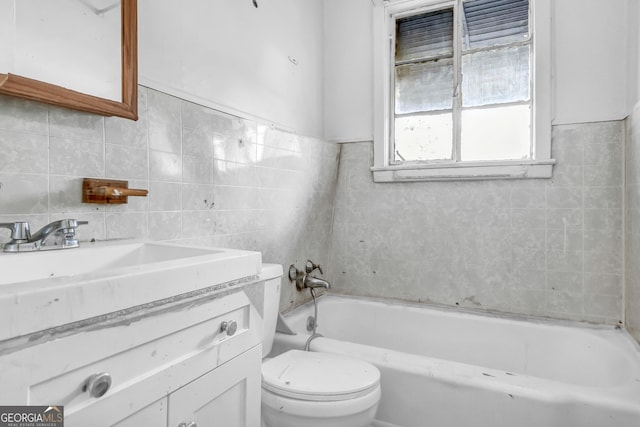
top-left (0, 174), bottom-right (48, 214)
top-left (0, 94), bottom-right (48, 134)
top-left (183, 155), bottom-right (213, 184)
top-left (49, 109), bottom-right (104, 143)
top-left (148, 89), bottom-right (182, 153)
top-left (149, 181), bottom-right (182, 211)
top-left (49, 137), bottom-right (104, 177)
top-left (0, 129), bottom-right (48, 174)
top-left (149, 150), bottom-right (182, 182)
top-left (106, 144), bottom-right (148, 180)
top-left (105, 212), bottom-right (147, 240)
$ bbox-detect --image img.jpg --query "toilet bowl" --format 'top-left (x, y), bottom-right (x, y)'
top-left (260, 264), bottom-right (381, 427)
top-left (262, 350), bottom-right (381, 427)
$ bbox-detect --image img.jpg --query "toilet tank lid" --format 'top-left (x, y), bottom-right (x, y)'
top-left (260, 263), bottom-right (283, 281)
top-left (262, 350), bottom-right (380, 401)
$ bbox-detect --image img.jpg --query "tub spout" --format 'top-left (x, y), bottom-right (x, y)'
top-left (304, 276), bottom-right (330, 290)
top-left (289, 263), bottom-right (330, 291)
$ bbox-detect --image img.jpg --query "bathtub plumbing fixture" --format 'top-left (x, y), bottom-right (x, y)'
top-left (305, 259), bottom-right (323, 275)
top-left (304, 287), bottom-right (324, 351)
top-left (288, 261), bottom-right (331, 291)
top-left (288, 260), bottom-right (330, 350)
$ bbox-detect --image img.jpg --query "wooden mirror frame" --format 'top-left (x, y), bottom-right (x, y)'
top-left (0, 0), bottom-right (138, 120)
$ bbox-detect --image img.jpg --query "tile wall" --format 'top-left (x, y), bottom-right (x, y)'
top-left (329, 121), bottom-right (625, 325)
top-left (0, 86), bottom-right (630, 326)
top-left (0, 87), bottom-right (340, 311)
top-left (626, 104), bottom-right (640, 341)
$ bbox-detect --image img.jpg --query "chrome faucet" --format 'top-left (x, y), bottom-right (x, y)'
top-left (303, 275), bottom-right (331, 290)
top-left (0, 222), bottom-right (32, 251)
top-left (288, 260), bottom-right (331, 291)
top-left (0, 219), bottom-right (88, 252)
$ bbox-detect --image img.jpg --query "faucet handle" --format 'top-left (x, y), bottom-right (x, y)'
top-left (0, 222), bottom-right (31, 242)
top-left (67, 219), bottom-right (88, 231)
top-left (62, 219), bottom-right (88, 229)
top-left (305, 259), bottom-right (323, 275)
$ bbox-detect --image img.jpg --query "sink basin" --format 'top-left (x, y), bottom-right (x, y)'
top-left (0, 242), bottom-right (224, 286)
top-left (0, 241), bottom-right (262, 342)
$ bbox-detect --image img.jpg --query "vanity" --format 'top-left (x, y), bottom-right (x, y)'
top-left (0, 241), bottom-right (268, 427)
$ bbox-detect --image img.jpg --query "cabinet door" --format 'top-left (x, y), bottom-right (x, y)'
top-left (111, 398), bottom-right (167, 427)
top-left (168, 346), bottom-right (262, 427)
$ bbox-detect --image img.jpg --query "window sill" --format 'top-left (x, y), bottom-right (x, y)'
top-left (370, 159), bottom-right (555, 182)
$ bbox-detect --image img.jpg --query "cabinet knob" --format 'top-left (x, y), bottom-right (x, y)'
top-left (84, 372), bottom-right (112, 398)
top-left (178, 422), bottom-right (198, 427)
top-left (219, 320), bottom-right (238, 336)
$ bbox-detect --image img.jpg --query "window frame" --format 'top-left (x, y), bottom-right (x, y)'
top-left (372, 0), bottom-right (554, 182)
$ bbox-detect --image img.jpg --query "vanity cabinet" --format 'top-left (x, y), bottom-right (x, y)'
top-left (111, 346), bottom-right (261, 427)
top-left (0, 286), bottom-right (264, 427)
top-left (168, 346), bottom-right (261, 427)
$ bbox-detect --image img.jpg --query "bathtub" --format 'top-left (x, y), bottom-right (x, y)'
top-left (272, 295), bottom-right (640, 427)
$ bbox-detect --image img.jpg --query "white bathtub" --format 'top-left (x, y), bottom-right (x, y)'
top-left (272, 295), bottom-right (640, 427)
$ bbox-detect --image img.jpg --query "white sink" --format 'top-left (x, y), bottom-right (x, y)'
top-left (0, 242), bottom-right (225, 286)
top-left (0, 241), bottom-right (262, 341)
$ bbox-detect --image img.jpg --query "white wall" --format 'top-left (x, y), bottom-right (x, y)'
top-left (325, 0), bottom-right (634, 141)
top-left (626, 102), bottom-right (640, 342)
top-left (625, 0), bottom-right (640, 342)
top-left (324, 0), bottom-right (373, 142)
top-left (0, 0), bottom-right (15, 73)
top-left (553, 0), bottom-right (629, 124)
top-left (632, 0), bottom-right (640, 108)
top-left (139, 0), bottom-right (325, 138)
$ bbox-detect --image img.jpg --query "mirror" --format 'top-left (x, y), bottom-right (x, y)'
top-left (0, 0), bottom-right (137, 120)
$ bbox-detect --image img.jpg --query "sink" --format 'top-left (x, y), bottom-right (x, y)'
top-left (0, 241), bottom-right (262, 342)
top-left (0, 242), bottom-right (224, 286)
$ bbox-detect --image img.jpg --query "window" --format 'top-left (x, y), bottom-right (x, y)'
top-left (372, 0), bottom-right (554, 181)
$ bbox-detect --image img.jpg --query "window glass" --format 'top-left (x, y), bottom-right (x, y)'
top-left (372, 0), bottom-right (552, 181)
top-left (461, 104), bottom-right (531, 161)
top-left (393, 0), bottom-right (531, 164)
top-left (395, 113), bottom-right (453, 161)
top-left (395, 59), bottom-right (454, 114)
top-left (462, 45), bottom-right (530, 107)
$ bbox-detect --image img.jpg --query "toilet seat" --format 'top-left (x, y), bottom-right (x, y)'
top-left (262, 350), bottom-right (380, 402)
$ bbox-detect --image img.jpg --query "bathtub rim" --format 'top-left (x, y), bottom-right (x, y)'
top-left (276, 294), bottom-right (640, 426)
top-left (272, 328), bottom-right (640, 418)
top-left (276, 294), bottom-right (640, 405)
top-left (282, 293), bottom-right (639, 350)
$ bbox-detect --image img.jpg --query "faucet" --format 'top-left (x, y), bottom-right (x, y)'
top-left (303, 275), bottom-right (330, 290)
top-left (0, 219), bottom-right (88, 252)
top-left (288, 260), bottom-right (331, 291)
top-left (0, 222), bottom-right (32, 251)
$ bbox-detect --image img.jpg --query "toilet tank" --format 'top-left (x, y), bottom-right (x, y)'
top-left (261, 264), bottom-right (283, 358)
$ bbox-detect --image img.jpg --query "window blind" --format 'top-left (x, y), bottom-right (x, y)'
top-left (462, 0), bottom-right (529, 49)
top-left (395, 8), bottom-right (454, 63)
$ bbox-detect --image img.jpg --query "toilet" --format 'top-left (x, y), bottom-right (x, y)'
top-left (260, 264), bottom-right (381, 427)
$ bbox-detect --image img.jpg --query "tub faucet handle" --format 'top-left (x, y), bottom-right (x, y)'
top-left (305, 259), bottom-right (323, 275)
